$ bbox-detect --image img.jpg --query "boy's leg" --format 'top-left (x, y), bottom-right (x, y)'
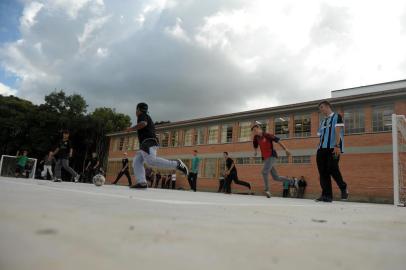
top-left (133, 151), bottom-right (146, 184)
top-left (46, 165), bottom-right (54, 179)
top-left (232, 173), bottom-right (251, 189)
top-left (61, 159), bottom-right (78, 177)
top-left (261, 158), bottom-right (272, 191)
top-left (124, 170), bottom-right (132, 186)
top-left (54, 159), bottom-right (62, 180)
top-left (143, 147), bottom-right (178, 169)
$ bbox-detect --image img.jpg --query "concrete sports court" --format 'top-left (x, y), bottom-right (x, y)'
top-left (0, 177), bottom-right (405, 270)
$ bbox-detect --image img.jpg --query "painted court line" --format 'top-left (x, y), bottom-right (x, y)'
top-left (0, 178), bottom-right (382, 208)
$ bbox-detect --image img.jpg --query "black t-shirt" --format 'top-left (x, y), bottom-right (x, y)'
top-left (226, 158), bottom-right (237, 174)
top-left (122, 158), bottom-right (129, 170)
top-left (56, 140), bottom-right (71, 159)
top-left (137, 113), bottom-right (156, 145)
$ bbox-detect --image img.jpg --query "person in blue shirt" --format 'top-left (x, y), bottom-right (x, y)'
top-left (188, 150), bottom-right (200, 192)
top-left (316, 101), bottom-right (349, 202)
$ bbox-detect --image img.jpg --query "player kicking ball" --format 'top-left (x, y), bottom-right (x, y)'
top-left (126, 103), bottom-right (189, 189)
top-left (251, 121), bottom-right (293, 198)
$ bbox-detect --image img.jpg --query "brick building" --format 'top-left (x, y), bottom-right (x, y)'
top-left (106, 80), bottom-right (406, 203)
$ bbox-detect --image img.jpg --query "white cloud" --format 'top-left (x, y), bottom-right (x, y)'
top-left (0, 82), bottom-right (17, 96)
top-left (20, 2), bottom-right (44, 29)
top-left (1, 0), bottom-right (406, 122)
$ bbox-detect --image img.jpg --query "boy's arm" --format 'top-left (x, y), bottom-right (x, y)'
top-left (276, 141), bottom-right (291, 156)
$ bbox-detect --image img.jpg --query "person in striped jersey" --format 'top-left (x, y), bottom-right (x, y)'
top-left (316, 101), bottom-right (349, 202)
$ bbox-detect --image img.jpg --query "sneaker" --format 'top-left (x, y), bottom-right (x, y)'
top-left (264, 191), bottom-right (271, 198)
top-left (341, 189), bottom-right (349, 201)
top-left (74, 174), bottom-right (80, 183)
top-left (315, 196), bottom-right (332, 203)
top-left (53, 178), bottom-right (62, 182)
top-left (176, 159), bottom-right (189, 176)
top-left (130, 182), bottom-right (148, 189)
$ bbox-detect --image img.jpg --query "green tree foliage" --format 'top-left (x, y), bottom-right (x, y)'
top-left (0, 91), bottom-right (131, 177)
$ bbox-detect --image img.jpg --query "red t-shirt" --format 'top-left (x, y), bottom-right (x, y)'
top-left (253, 133), bottom-right (280, 159)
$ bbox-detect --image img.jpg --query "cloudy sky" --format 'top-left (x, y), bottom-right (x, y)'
top-left (1, 0), bottom-right (406, 123)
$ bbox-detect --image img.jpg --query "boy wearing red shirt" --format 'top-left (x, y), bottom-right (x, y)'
top-left (252, 121), bottom-right (293, 198)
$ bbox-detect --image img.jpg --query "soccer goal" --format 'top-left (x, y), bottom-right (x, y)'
top-left (0, 155), bottom-right (38, 179)
top-left (392, 114), bottom-right (406, 207)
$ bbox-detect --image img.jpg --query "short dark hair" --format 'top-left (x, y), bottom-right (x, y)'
top-left (62, 130), bottom-right (70, 134)
top-left (318, 100), bottom-right (332, 108)
top-left (194, 150), bottom-right (198, 153)
top-left (223, 152), bottom-right (228, 155)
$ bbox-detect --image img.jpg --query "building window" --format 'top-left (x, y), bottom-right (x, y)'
top-left (294, 114), bottom-right (311, 137)
top-left (196, 127), bottom-right (206, 145)
top-left (276, 156), bottom-right (288, 164)
top-left (292, 156), bottom-right (311, 164)
top-left (133, 137), bottom-right (139, 150)
top-left (161, 132), bottom-right (169, 147)
top-left (221, 124), bottom-right (233, 143)
top-left (184, 129), bottom-right (194, 146)
top-left (203, 158), bottom-right (217, 178)
top-left (372, 105), bottom-right (393, 132)
top-left (274, 116), bottom-right (290, 138)
top-left (344, 108), bottom-right (365, 134)
top-left (118, 137), bottom-right (125, 151)
top-left (208, 126), bottom-right (219, 144)
top-left (236, 157), bottom-right (251, 165)
top-left (169, 130), bottom-right (179, 147)
top-left (257, 119), bottom-right (269, 132)
top-left (238, 121), bottom-right (252, 142)
top-left (127, 137), bottom-right (134, 151)
top-left (252, 157), bottom-right (263, 164)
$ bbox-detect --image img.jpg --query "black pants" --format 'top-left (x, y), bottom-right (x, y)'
top-left (283, 189), bottom-right (289, 197)
top-left (218, 179), bottom-right (225, 193)
top-left (171, 181), bottom-right (176, 189)
top-left (298, 187), bottom-right (306, 198)
top-left (188, 172), bottom-right (198, 192)
top-left (316, 149), bottom-right (347, 200)
top-left (113, 170), bottom-right (132, 186)
top-left (225, 171), bottom-right (251, 194)
top-left (154, 177), bottom-right (161, 188)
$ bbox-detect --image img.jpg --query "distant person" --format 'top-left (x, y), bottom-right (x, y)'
top-left (188, 150), bottom-right (200, 192)
top-left (282, 179), bottom-right (289, 197)
top-left (15, 150), bottom-right (28, 178)
top-left (298, 176), bottom-right (307, 198)
top-left (154, 172), bottom-right (162, 188)
top-left (145, 167), bottom-right (153, 187)
top-left (289, 177), bottom-right (298, 198)
top-left (218, 174), bottom-right (226, 193)
top-left (161, 175), bottom-right (167, 189)
top-left (316, 101), bottom-right (348, 202)
top-left (171, 170), bottom-right (176, 189)
top-left (53, 130), bottom-right (80, 182)
top-left (85, 152), bottom-right (100, 182)
top-left (125, 103), bottom-right (188, 189)
top-left (251, 121), bottom-right (293, 198)
top-left (166, 174), bottom-right (172, 189)
top-left (40, 151), bottom-right (55, 180)
top-left (112, 152), bottom-right (132, 186)
top-left (223, 152), bottom-right (251, 194)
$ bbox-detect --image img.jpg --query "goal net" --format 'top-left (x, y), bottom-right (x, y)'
top-left (0, 155), bottom-right (37, 179)
top-left (392, 114), bottom-right (406, 206)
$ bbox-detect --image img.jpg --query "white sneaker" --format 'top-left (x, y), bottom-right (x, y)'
top-left (264, 191), bottom-right (272, 198)
top-left (53, 178), bottom-right (62, 182)
top-left (74, 174), bottom-right (80, 183)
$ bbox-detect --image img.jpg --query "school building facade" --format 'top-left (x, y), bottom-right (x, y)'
top-left (106, 80), bottom-right (406, 203)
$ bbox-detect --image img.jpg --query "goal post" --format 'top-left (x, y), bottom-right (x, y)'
top-left (0, 155), bottom-right (37, 179)
top-left (392, 114), bottom-right (406, 206)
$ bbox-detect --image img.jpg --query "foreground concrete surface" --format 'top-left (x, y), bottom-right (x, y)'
top-left (0, 177), bottom-right (405, 270)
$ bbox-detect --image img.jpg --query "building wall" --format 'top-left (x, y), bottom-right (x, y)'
top-left (106, 98), bottom-right (406, 203)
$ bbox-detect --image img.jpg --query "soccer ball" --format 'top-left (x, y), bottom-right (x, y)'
top-left (93, 174), bottom-right (105, 186)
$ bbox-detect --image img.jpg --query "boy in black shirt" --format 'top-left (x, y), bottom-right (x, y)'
top-left (223, 152), bottom-right (251, 194)
top-left (126, 103), bottom-right (188, 188)
top-left (53, 130), bottom-right (80, 182)
top-left (113, 152), bottom-right (132, 186)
